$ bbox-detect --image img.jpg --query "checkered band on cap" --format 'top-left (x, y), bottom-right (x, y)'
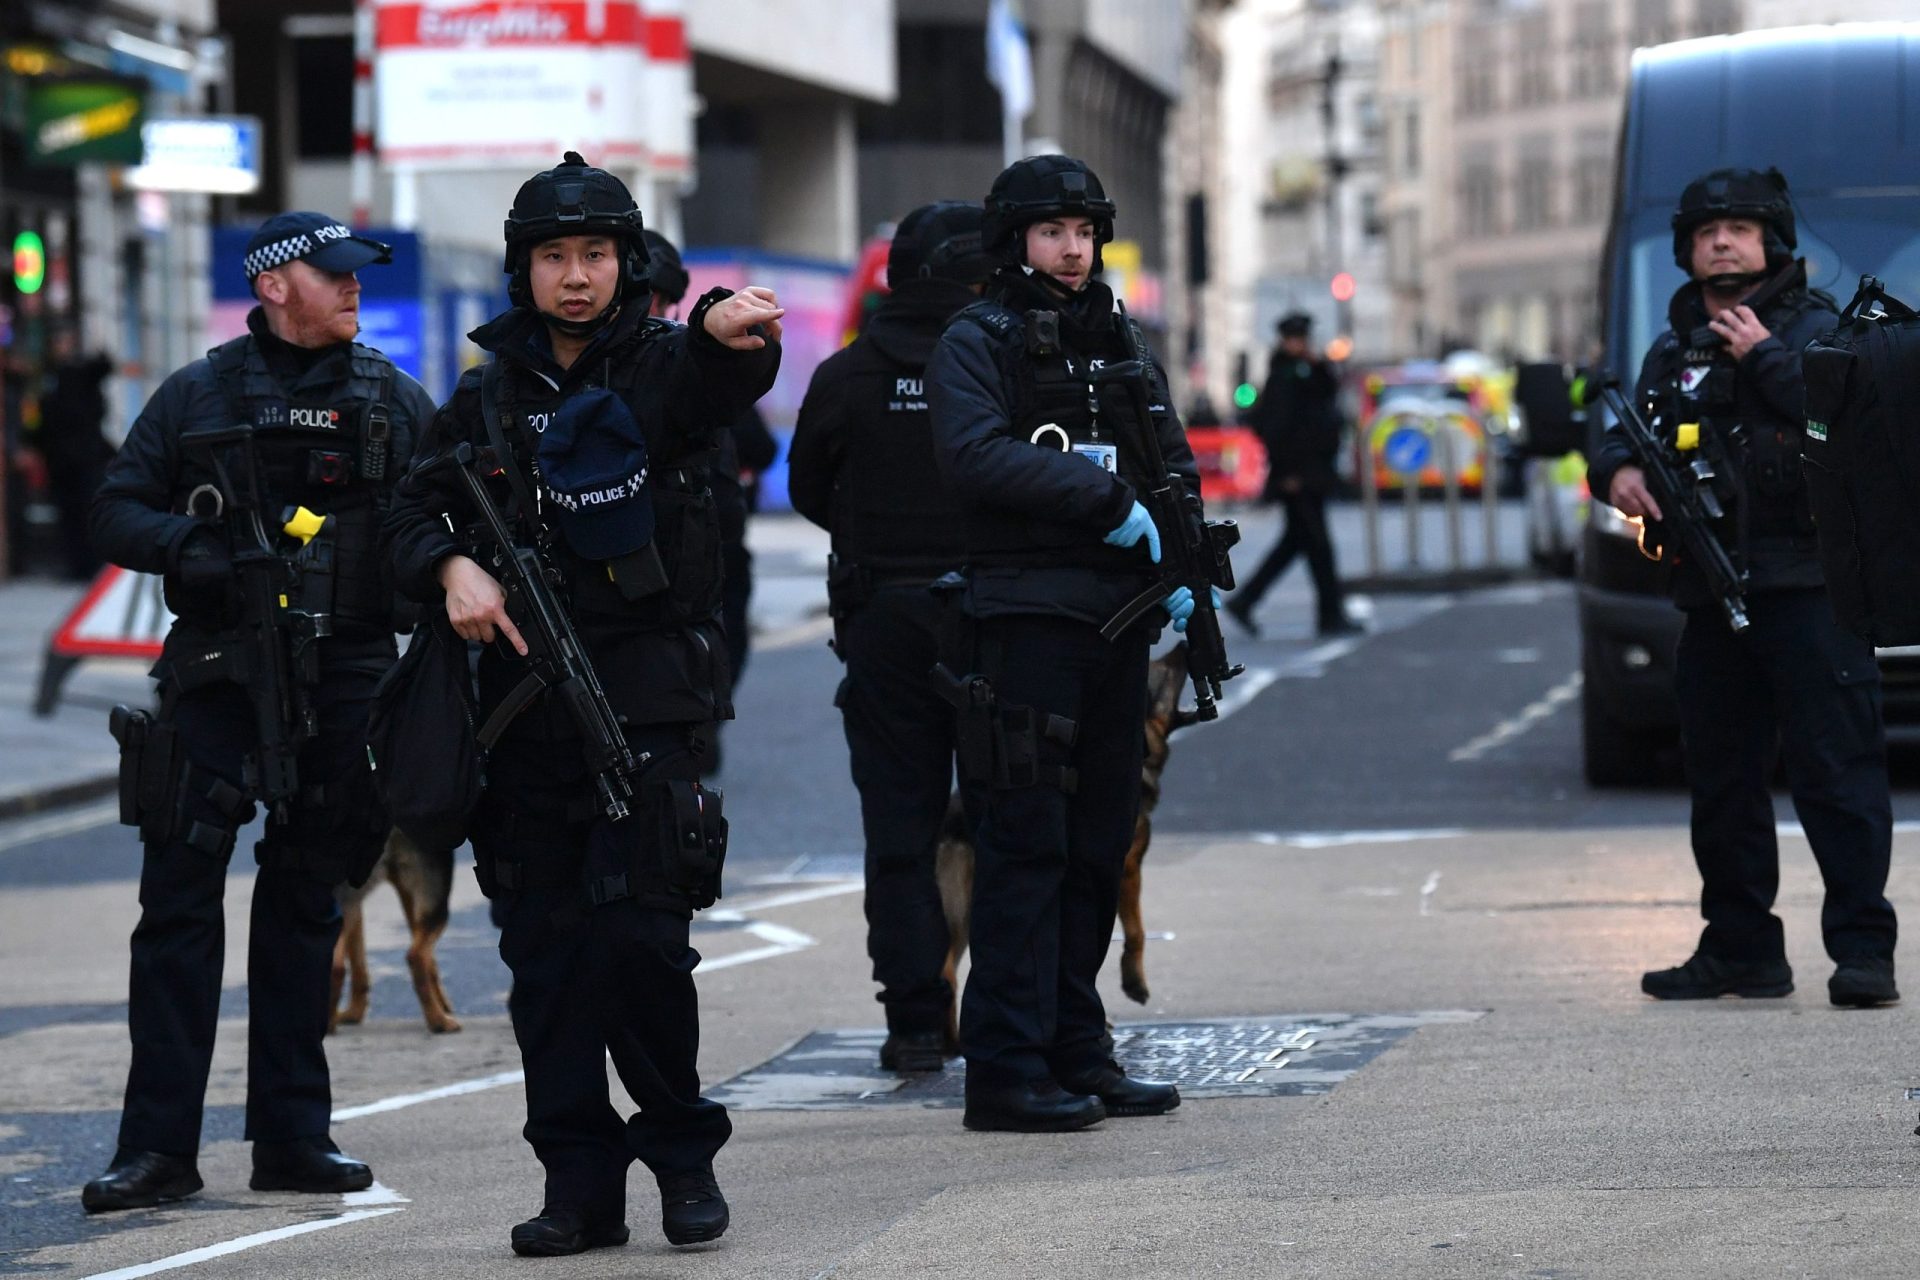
top-left (245, 230), bottom-right (338, 280)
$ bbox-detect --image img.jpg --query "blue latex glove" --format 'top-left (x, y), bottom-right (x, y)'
top-left (1104, 500), bottom-right (1162, 563)
top-left (1163, 586), bottom-right (1223, 633)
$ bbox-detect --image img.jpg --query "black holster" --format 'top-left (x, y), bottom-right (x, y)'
top-left (931, 663), bottom-right (1077, 794)
top-left (111, 704), bottom-right (177, 845)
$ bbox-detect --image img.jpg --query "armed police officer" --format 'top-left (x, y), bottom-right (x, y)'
top-left (383, 153), bottom-right (781, 1256)
top-left (83, 213), bottom-right (434, 1212)
top-left (926, 156), bottom-right (1202, 1132)
top-left (1590, 167), bottom-right (1898, 1007)
top-left (789, 202), bottom-right (995, 1073)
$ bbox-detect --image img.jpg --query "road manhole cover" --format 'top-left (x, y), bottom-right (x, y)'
top-left (710, 1011), bottom-right (1482, 1110)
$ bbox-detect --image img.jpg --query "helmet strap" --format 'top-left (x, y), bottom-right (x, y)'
top-left (1701, 270), bottom-right (1767, 294)
top-left (541, 299), bottom-right (622, 339)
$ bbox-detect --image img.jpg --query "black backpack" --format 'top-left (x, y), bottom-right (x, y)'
top-left (366, 616), bottom-right (483, 851)
top-left (1801, 275), bottom-right (1920, 645)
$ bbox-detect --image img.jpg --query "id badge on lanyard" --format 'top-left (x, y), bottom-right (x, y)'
top-left (1072, 441), bottom-right (1118, 474)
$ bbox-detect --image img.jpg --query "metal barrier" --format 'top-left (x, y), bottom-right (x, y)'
top-left (1354, 403), bottom-right (1523, 590)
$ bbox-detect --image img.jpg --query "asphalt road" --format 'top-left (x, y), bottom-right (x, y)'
top-left (7, 576), bottom-right (1920, 1277)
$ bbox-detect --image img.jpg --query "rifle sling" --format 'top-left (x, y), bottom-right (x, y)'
top-left (479, 362), bottom-right (544, 535)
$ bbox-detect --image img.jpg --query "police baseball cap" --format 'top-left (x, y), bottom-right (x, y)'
top-left (536, 389), bottom-right (655, 561)
top-left (244, 211), bottom-right (392, 282)
top-left (1278, 312), bottom-right (1313, 337)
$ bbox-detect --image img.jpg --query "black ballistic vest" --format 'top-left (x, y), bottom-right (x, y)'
top-left (206, 335), bottom-right (399, 634)
top-left (836, 344), bottom-right (967, 576)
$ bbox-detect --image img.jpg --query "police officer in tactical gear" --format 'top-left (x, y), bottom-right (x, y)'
top-left (1590, 166), bottom-right (1898, 1007)
top-left (84, 211), bottom-right (434, 1212)
top-left (640, 229), bottom-right (778, 733)
top-left (789, 201), bottom-right (996, 1073)
top-left (926, 156), bottom-right (1192, 1132)
top-left (1226, 311), bottom-right (1358, 638)
top-left (383, 152), bottom-right (781, 1255)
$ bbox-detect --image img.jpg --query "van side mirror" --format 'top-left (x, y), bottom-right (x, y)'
top-left (1512, 362), bottom-right (1586, 457)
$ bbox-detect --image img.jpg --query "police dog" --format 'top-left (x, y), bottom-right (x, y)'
top-left (330, 830), bottom-right (461, 1034)
top-left (935, 642), bottom-right (1202, 1049)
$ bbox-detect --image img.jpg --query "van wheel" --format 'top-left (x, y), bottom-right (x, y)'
top-left (1581, 669), bottom-right (1665, 787)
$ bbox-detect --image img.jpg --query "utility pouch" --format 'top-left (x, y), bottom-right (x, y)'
top-left (660, 780), bottom-right (728, 908)
top-left (607, 543), bottom-right (670, 601)
top-left (826, 553), bottom-right (870, 617)
top-left (111, 704), bottom-right (181, 843)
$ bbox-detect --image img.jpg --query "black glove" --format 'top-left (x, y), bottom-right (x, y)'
top-left (176, 526), bottom-right (232, 589)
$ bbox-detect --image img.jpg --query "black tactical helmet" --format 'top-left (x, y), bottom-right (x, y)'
top-left (641, 229), bottom-right (689, 307)
top-left (1670, 166), bottom-right (1796, 275)
top-left (982, 154), bottom-right (1117, 268)
top-left (888, 201), bottom-right (994, 287)
top-left (502, 151), bottom-right (649, 307)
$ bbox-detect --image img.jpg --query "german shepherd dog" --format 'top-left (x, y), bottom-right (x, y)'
top-left (934, 642), bottom-right (1202, 1049)
top-left (330, 830), bottom-right (462, 1034)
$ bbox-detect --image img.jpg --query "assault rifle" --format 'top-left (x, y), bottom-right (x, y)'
top-left (449, 441), bottom-right (645, 822)
top-left (1094, 325), bottom-right (1245, 720)
top-left (1591, 379), bottom-right (1750, 632)
top-left (178, 425), bottom-right (334, 819)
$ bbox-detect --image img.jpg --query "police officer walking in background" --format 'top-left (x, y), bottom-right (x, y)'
top-left (926, 156), bottom-right (1193, 1132)
top-left (83, 212), bottom-right (434, 1212)
top-left (1226, 311), bottom-right (1358, 639)
top-left (1590, 167), bottom-right (1898, 1008)
top-left (383, 153), bottom-right (782, 1255)
top-left (788, 202), bottom-right (994, 1073)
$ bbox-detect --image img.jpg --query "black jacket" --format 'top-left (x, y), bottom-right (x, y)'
top-left (1589, 269), bottom-right (1835, 602)
top-left (712, 404), bottom-right (776, 549)
top-left (789, 280), bottom-right (975, 578)
top-left (381, 293), bottom-right (778, 733)
top-left (1252, 350), bottom-right (1343, 497)
top-left (91, 309), bottom-right (434, 641)
top-left (925, 272), bottom-right (1197, 625)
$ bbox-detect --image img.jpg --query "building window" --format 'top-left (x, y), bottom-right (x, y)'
top-left (1513, 13), bottom-right (1553, 106)
top-left (1634, 0), bottom-right (1674, 47)
top-left (855, 23), bottom-right (998, 144)
top-left (1570, 2), bottom-right (1616, 98)
top-left (1572, 130), bottom-right (1615, 223)
top-left (1457, 54), bottom-right (1497, 116)
top-left (1361, 189), bottom-right (1383, 238)
top-left (1515, 150), bottom-right (1553, 231)
top-left (293, 35), bottom-right (353, 159)
top-left (1462, 164), bottom-right (1499, 237)
top-left (1403, 103), bottom-right (1422, 177)
top-left (1694, 0), bottom-right (1739, 36)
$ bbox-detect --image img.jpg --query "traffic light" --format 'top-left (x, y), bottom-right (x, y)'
top-left (1233, 381), bottom-right (1258, 410)
top-left (13, 230), bottom-right (45, 295)
top-left (1329, 271), bottom-right (1356, 303)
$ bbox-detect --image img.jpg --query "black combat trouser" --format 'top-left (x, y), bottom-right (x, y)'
top-left (1675, 588), bottom-right (1897, 964)
top-left (476, 726), bottom-right (731, 1220)
top-left (837, 586), bottom-right (964, 1036)
top-left (119, 644), bottom-right (391, 1157)
top-left (960, 613), bottom-right (1148, 1085)
top-left (1236, 491), bottom-right (1344, 628)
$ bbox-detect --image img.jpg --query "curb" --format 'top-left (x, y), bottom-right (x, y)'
top-left (0, 773), bottom-right (120, 822)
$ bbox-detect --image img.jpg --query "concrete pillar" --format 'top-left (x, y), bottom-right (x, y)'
top-left (756, 98), bottom-right (858, 263)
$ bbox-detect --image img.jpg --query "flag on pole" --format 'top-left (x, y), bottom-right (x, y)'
top-left (986, 0), bottom-right (1034, 120)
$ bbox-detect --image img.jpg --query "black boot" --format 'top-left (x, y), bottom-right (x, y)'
top-left (1056, 1061), bottom-right (1181, 1117)
top-left (81, 1149), bottom-right (203, 1213)
top-left (659, 1170), bottom-right (729, 1246)
top-left (249, 1136), bottom-right (374, 1193)
top-left (1641, 952), bottom-right (1793, 1000)
top-left (1830, 957), bottom-right (1899, 1008)
top-left (510, 1203), bottom-right (631, 1257)
top-left (962, 1076), bottom-right (1106, 1133)
top-left (880, 1029), bottom-right (949, 1073)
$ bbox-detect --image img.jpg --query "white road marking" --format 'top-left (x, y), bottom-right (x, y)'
top-left (342, 1181), bottom-right (410, 1207)
top-left (1448, 671), bottom-right (1583, 763)
top-left (757, 614), bottom-right (836, 652)
top-left (1419, 871), bottom-right (1442, 917)
top-left (75, 1207), bottom-right (404, 1280)
top-left (0, 799), bottom-right (121, 854)
top-left (702, 919), bottom-right (817, 972)
top-left (331, 1069), bottom-right (528, 1122)
top-left (1248, 828), bottom-right (1466, 849)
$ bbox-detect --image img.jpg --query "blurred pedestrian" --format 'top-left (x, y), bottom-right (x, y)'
top-left (789, 202), bottom-right (992, 1073)
top-left (83, 210), bottom-right (432, 1213)
top-left (37, 330), bottom-right (115, 580)
top-left (1225, 312), bottom-right (1359, 638)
